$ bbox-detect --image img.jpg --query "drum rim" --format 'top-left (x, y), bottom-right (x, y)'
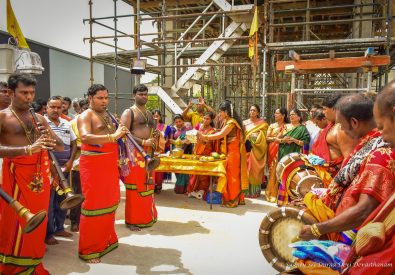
top-left (276, 153), bottom-right (304, 179)
top-left (258, 206), bottom-right (318, 272)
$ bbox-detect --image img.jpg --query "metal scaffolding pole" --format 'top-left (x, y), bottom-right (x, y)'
top-left (142, 36), bottom-right (249, 45)
top-left (385, 0), bottom-right (392, 84)
top-left (135, 0), bottom-right (141, 85)
top-left (89, 0), bottom-right (94, 85)
top-left (151, 62), bottom-right (251, 68)
top-left (269, 17), bottom-right (385, 27)
top-left (140, 10), bottom-right (252, 21)
top-left (113, 0), bottom-right (119, 114)
top-left (262, 0), bottom-right (268, 118)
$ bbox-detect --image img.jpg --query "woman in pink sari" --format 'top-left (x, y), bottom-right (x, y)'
top-left (152, 110), bottom-right (171, 194)
top-left (265, 107), bottom-right (291, 202)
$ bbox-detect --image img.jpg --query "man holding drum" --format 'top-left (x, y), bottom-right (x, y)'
top-left (294, 93), bottom-right (395, 273)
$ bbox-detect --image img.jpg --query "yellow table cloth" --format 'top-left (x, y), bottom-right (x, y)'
top-left (155, 156), bottom-right (227, 191)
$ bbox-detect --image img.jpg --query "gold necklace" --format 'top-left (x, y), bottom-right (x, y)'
top-left (9, 107), bottom-right (37, 144)
top-left (133, 105), bottom-right (149, 128)
top-left (90, 108), bottom-right (116, 133)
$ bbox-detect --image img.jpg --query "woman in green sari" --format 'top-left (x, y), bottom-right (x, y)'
top-left (278, 108), bottom-right (310, 160)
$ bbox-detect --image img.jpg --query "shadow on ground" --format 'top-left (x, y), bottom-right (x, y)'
top-left (44, 235), bottom-right (191, 275)
top-left (102, 243), bottom-right (192, 275)
top-left (115, 220), bottom-right (210, 238)
top-left (152, 186), bottom-right (276, 216)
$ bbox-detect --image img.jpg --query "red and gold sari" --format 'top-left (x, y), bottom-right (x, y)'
top-left (216, 118), bottom-right (248, 208)
top-left (187, 126), bottom-right (215, 196)
top-left (0, 152), bottom-right (50, 275)
top-left (78, 143), bottom-right (120, 261)
top-left (266, 123), bottom-right (290, 202)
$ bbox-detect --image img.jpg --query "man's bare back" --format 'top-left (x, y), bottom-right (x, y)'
top-left (326, 123), bottom-right (358, 161)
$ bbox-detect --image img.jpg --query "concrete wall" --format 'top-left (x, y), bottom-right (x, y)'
top-left (104, 65), bottom-right (134, 115)
top-left (49, 49), bottom-right (104, 100)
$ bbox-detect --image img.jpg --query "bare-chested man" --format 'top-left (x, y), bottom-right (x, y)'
top-left (0, 81), bottom-right (11, 185)
top-left (0, 73), bottom-right (63, 275)
top-left (77, 84), bottom-right (128, 263)
top-left (120, 84), bottom-right (158, 231)
top-left (310, 93), bottom-right (357, 180)
top-left (0, 81), bottom-right (11, 111)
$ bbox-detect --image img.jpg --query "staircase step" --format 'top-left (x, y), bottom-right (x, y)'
top-left (171, 20), bottom-right (249, 96)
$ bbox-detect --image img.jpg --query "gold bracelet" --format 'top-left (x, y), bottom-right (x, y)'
top-left (24, 146), bottom-right (28, 155)
top-left (110, 134), bottom-right (116, 142)
top-left (27, 145), bottom-right (32, 156)
top-left (142, 139), bottom-right (145, 146)
top-left (107, 134), bottom-right (111, 142)
top-left (311, 224), bottom-right (322, 238)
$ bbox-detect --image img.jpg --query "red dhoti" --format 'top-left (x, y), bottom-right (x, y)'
top-left (79, 143), bottom-right (120, 261)
top-left (122, 148), bottom-right (157, 228)
top-left (0, 152), bottom-right (50, 275)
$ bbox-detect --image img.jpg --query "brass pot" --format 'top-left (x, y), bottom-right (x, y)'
top-left (172, 148), bottom-right (184, 158)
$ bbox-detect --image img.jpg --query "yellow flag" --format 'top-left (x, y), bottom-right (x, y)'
top-left (7, 0), bottom-right (29, 49)
top-left (248, 7), bottom-right (258, 60)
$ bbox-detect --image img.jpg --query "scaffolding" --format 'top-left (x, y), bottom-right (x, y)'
top-left (85, 0), bottom-right (395, 120)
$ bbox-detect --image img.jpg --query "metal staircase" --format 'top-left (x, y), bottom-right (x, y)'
top-left (151, 0), bottom-right (254, 112)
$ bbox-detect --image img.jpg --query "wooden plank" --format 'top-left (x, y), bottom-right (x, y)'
top-left (276, 55), bottom-right (390, 72)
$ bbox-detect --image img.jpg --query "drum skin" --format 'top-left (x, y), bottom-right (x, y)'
top-left (258, 206), bottom-right (318, 272)
top-left (276, 153), bottom-right (323, 199)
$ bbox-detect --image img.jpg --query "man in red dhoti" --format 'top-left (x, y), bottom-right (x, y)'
top-left (120, 84), bottom-right (158, 231)
top-left (0, 73), bottom-right (63, 274)
top-left (77, 84), bottom-right (128, 263)
top-left (294, 94), bottom-right (395, 274)
top-left (341, 80), bottom-right (395, 274)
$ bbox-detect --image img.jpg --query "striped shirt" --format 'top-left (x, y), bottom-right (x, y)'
top-left (45, 116), bottom-right (76, 166)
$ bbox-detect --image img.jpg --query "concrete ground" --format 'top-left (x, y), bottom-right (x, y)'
top-left (43, 183), bottom-right (278, 275)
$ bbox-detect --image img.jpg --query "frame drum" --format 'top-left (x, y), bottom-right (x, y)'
top-left (258, 206), bottom-right (318, 272)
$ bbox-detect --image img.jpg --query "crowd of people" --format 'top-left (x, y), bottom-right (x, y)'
top-left (0, 73), bottom-right (394, 274)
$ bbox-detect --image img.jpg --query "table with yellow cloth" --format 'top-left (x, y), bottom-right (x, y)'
top-left (155, 156), bottom-right (227, 209)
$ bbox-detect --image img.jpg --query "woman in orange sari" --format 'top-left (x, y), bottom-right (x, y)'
top-left (243, 104), bottom-right (269, 198)
top-left (197, 101), bottom-right (248, 208)
top-left (187, 112), bottom-right (216, 199)
top-left (265, 107), bottom-right (291, 202)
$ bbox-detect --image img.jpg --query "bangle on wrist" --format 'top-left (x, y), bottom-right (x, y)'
top-left (107, 133), bottom-right (115, 142)
top-left (27, 145), bottom-right (32, 156)
top-left (24, 146), bottom-right (28, 155)
top-left (142, 139), bottom-right (145, 146)
top-left (311, 224), bottom-right (322, 238)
